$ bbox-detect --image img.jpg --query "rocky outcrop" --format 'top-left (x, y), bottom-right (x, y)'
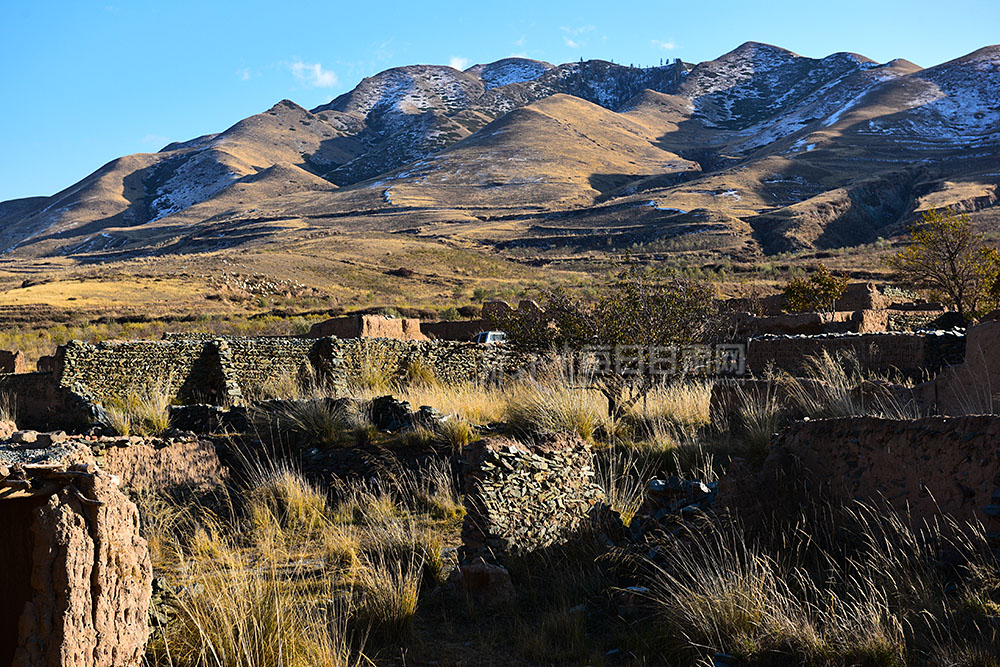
top-left (1, 443), bottom-right (152, 667)
top-left (460, 432), bottom-right (605, 563)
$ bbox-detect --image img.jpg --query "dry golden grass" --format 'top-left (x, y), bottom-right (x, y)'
top-left (103, 381), bottom-right (172, 436)
top-left (628, 380), bottom-right (713, 427)
top-left (640, 502), bottom-right (999, 663)
top-left (141, 458), bottom-right (462, 665)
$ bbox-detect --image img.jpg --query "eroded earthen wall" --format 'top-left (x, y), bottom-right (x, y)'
top-left (722, 415), bottom-right (1000, 539)
top-left (745, 331), bottom-right (964, 377)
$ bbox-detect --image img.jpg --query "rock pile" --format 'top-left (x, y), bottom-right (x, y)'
top-left (629, 476), bottom-right (718, 540)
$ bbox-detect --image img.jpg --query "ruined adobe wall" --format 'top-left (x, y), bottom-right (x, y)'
top-left (420, 319), bottom-right (489, 341)
top-left (306, 314), bottom-right (427, 340)
top-left (0, 350), bottom-right (27, 373)
top-left (1, 443), bottom-right (151, 667)
top-left (0, 373), bottom-right (92, 432)
top-left (722, 416), bottom-right (1000, 540)
top-left (745, 331), bottom-right (965, 377)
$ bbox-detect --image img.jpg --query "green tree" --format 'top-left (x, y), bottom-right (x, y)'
top-left (886, 208), bottom-right (1000, 319)
top-left (782, 264), bottom-right (849, 313)
top-left (495, 265), bottom-right (721, 417)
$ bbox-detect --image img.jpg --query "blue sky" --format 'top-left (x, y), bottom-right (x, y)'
top-left (2, 0), bottom-right (998, 202)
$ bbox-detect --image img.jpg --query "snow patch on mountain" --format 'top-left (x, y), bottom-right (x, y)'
top-left (468, 58), bottom-right (554, 89)
top-left (148, 151), bottom-right (239, 222)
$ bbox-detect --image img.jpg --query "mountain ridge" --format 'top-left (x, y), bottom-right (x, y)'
top-left (2, 41), bottom-right (998, 265)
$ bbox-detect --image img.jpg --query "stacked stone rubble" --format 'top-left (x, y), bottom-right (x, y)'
top-left (460, 432), bottom-right (605, 563)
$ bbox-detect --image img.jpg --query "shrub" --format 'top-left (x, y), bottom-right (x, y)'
top-left (782, 263), bottom-right (848, 313)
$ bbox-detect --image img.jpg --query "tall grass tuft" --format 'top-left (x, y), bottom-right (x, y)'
top-left (345, 343), bottom-right (398, 393)
top-left (104, 381), bottom-right (172, 436)
top-left (504, 368), bottom-right (607, 440)
top-left (147, 535), bottom-right (357, 667)
top-left (253, 399), bottom-right (347, 450)
top-left (435, 416), bottom-right (477, 453)
top-left (595, 446), bottom-right (655, 526)
top-left (0, 391), bottom-right (16, 425)
top-left (640, 500), bottom-right (999, 664)
top-left (731, 381), bottom-right (783, 459)
top-left (783, 350), bottom-right (921, 420)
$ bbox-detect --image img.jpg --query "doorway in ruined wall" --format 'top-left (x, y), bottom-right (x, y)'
top-left (0, 497), bottom-right (45, 664)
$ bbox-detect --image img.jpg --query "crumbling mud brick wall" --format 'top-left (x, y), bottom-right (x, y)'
top-left (94, 435), bottom-right (228, 494)
top-left (1, 443), bottom-right (152, 667)
top-left (721, 416), bottom-right (1000, 549)
top-left (420, 319), bottom-right (490, 341)
top-left (745, 331), bottom-right (965, 377)
top-left (917, 322), bottom-right (1000, 415)
top-left (460, 432), bottom-right (605, 564)
top-left (0, 373), bottom-right (92, 432)
top-left (0, 350), bottom-right (27, 373)
top-left (306, 314), bottom-right (427, 340)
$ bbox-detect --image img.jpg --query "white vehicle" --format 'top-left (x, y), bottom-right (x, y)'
top-left (472, 330), bottom-right (507, 344)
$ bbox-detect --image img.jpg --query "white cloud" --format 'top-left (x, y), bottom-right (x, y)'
top-left (290, 60), bottom-right (338, 88)
top-left (651, 39), bottom-right (678, 50)
top-left (514, 35), bottom-right (526, 47)
top-left (449, 56), bottom-right (470, 70)
top-left (236, 67), bottom-right (251, 81)
top-left (561, 25), bottom-right (595, 50)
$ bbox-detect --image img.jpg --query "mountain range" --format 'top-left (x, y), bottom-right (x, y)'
top-left (1, 41), bottom-right (998, 269)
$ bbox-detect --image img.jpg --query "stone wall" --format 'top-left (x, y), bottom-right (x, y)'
top-left (56, 339), bottom-right (225, 404)
top-left (745, 331), bottom-right (965, 377)
top-left (217, 336), bottom-right (318, 398)
top-left (721, 416), bottom-right (1000, 543)
top-left (460, 432), bottom-right (605, 564)
top-left (45, 336), bottom-right (526, 413)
